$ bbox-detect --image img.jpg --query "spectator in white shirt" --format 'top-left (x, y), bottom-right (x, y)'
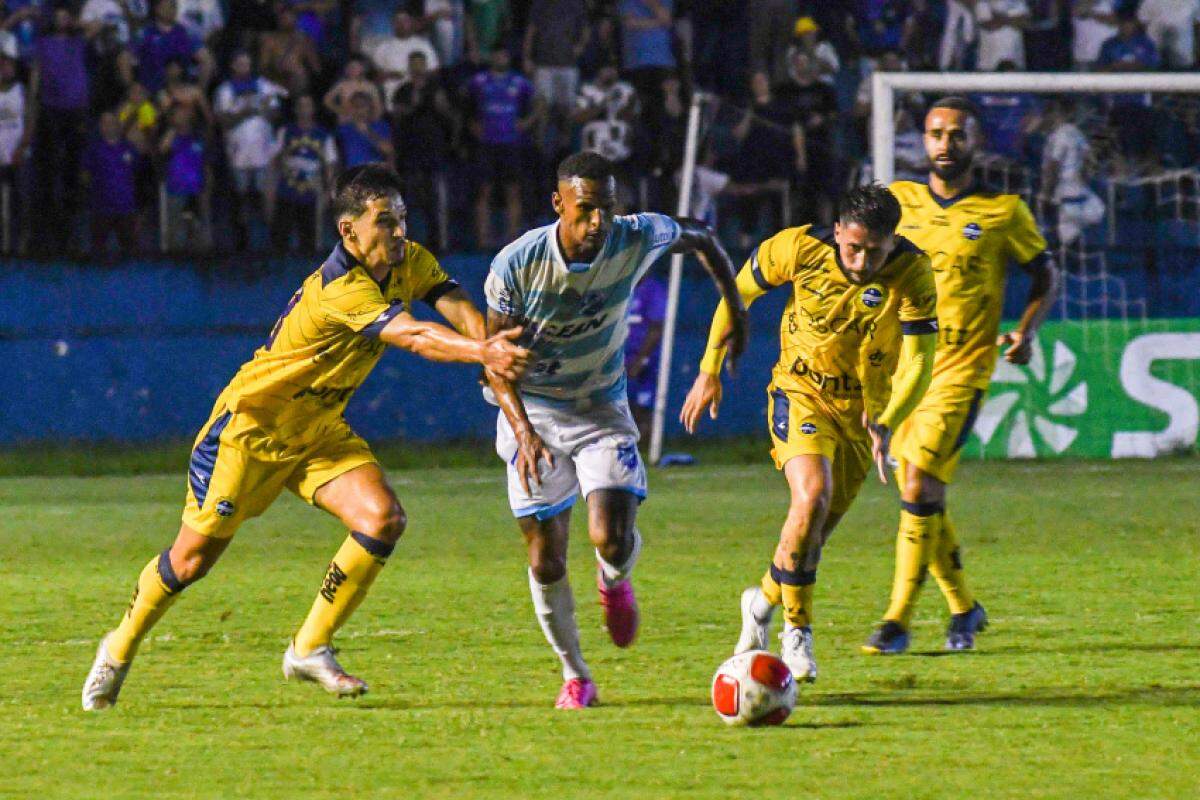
top-left (940, 0), bottom-right (977, 70)
top-left (176, 0), bottom-right (223, 44)
top-left (80, 0), bottom-right (148, 48)
top-left (1072, 0), bottom-right (1118, 69)
top-left (1137, 0), bottom-right (1200, 70)
top-left (975, 0), bottom-right (1030, 71)
top-left (1040, 99), bottom-right (1103, 246)
top-left (370, 11), bottom-right (440, 111)
top-left (214, 51), bottom-right (285, 249)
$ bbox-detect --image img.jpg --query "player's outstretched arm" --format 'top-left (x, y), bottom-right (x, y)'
top-left (484, 308), bottom-right (554, 494)
top-left (378, 310), bottom-right (530, 381)
top-left (680, 257), bottom-right (775, 433)
top-left (669, 218), bottom-right (749, 369)
top-left (432, 286), bottom-right (488, 340)
top-left (999, 253), bottom-right (1060, 365)
top-left (866, 331), bottom-right (937, 483)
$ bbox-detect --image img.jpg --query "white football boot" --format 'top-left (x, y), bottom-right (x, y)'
top-left (282, 643), bottom-right (368, 697)
top-left (82, 635), bottom-right (131, 710)
top-left (780, 625), bottom-right (817, 683)
top-left (734, 586), bottom-right (773, 654)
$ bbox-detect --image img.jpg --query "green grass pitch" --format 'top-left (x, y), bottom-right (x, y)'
top-left (2, 457), bottom-right (1198, 799)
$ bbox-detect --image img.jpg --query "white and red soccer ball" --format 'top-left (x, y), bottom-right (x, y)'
top-left (711, 650), bottom-right (797, 727)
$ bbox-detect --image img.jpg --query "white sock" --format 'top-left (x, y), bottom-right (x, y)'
top-left (596, 527), bottom-right (642, 588)
top-left (528, 568), bottom-right (590, 681)
top-left (749, 588), bottom-right (775, 623)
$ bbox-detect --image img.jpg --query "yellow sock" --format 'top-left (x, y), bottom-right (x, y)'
top-left (883, 503), bottom-right (942, 628)
top-left (771, 564), bottom-right (816, 628)
top-left (760, 565), bottom-right (782, 606)
top-left (108, 550), bottom-right (187, 663)
top-left (293, 532), bottom-right (393, 657)
top-left (930, 511), bottom-right (975, 615)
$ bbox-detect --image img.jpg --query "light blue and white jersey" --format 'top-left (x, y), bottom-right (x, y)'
top-left (485, 213), bottom-right (682, 404)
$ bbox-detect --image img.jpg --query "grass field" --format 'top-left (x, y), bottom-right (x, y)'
top-left (2, 457), bottom-right (1198, 799)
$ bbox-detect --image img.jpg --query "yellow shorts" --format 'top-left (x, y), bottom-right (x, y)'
top-left (892, 383), bottom-right (985, 485)
top-left (766, 385), bottom-right (871, 516)
top-left (181, 402), bottom-right (377, 538)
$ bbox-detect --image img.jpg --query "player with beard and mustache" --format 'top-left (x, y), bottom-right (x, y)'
top-left (862, 96), bottom-right (1059, 655)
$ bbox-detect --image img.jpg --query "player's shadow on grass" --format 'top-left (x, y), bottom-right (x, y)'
top-left (811, 684), bottom-right (1200, 709)
top-left (909, 642), bottom-right (1200, 657)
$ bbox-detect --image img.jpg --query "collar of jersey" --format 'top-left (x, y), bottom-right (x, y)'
top-left (925, 180), bottom-right (978, 209)
top-left (550, 220), bottom-right (606, 273)
top-left (830, 235), bottom-right (917, 286)
top-left (321, 241), bottom-right (397, 290)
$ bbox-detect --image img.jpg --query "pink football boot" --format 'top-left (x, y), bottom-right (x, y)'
top-left (597, 567), bottom-right (640, 647)
top-left (555, 677), bottom-right (599, 709)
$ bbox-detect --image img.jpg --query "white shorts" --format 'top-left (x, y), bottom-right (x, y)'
top-left (496, 396), bottom-right (647, 519)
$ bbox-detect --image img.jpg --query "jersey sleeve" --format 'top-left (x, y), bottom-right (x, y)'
top-left (896, 254), bottom-right (939, 333)
top-left (627, 212), bottom-right (683, 281)
top-left (1006, 198), bottom-right (1048, 265)
top-left (407, 244), bottom-right (460, 305)
top-left (484, 251), bottom-right (524, 318)
top-left (319, 277), bottom-right (403, 338)
top-left (754, 227), bottom-right (818, 287)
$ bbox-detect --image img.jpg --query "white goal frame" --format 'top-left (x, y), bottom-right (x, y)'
top-left (871, 71), bottom-right (1200, 185)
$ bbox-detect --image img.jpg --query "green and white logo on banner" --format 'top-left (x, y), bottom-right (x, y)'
top-left (962, 319), bottom-right (1200, 459)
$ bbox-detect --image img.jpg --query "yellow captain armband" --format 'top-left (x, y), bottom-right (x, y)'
top-left (876, 327), bottom-right (937, 430)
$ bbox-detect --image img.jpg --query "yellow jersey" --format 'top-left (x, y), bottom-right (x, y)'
top-left (712, 225), bottom-right (938, 417)
top-left (889, 181), bottom-right (1047, 390)
top-left (217, 240), bottom-right (456, 452)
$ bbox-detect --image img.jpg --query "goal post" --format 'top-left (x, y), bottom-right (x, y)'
top-left (871, 72), bottom-right (1200, 186)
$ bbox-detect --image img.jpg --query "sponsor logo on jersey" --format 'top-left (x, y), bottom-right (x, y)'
top-left (789, 356), bottom-right (863, 395)
top-left (963, 222), bottom-right (982, 241)
top-left (799, 422), bottom-right (817, 435)
top-left (215, 499), bottom-right (236, 517)
top-left (861, 286), bottom-right (884, 308)
top-left (293, 385), bottom-right (357, 405)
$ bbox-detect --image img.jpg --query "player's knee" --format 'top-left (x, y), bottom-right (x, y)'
top-left (788, 479), bottom-right (831, 522)
top-left (529, 551), bottom-right (566, 584)
top-left (358, 500), bottom-right (407, 544)
top-left (170, 549), bottom-right (216, 585)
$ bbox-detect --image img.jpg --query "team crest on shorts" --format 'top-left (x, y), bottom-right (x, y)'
top-left (962, 222), bottom-right (982, 241)
top-left (616, 442), bottom-right (640, 471)
top-left (215, 499), bottom-right (236, 517)
top-left (799, 422), bottom-right (817, 435)
top-left (861, 286), bottom-right (884, 308)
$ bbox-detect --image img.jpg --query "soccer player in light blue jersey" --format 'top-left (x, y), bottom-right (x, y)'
top-left (484, 151), bottom-right (749, 709)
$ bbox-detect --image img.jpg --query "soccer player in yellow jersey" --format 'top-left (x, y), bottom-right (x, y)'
top-left (81, 165), bottom-right (531, 710)
top-left (681, 185), bottom-right (938, 681)
top-left (861, 96), bottom-right (1059, 655)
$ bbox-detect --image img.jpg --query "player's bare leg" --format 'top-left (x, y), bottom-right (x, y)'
top-left (286, 463), bottom-right (405, 697)
top-left (742, 455), bottom-right (833, 682)
top-left (587, 489), bottom-right (641, 648)
top-left (520, 509), bottom-right (597, 709)
top-left (83, 525), bottom-right (231, 710)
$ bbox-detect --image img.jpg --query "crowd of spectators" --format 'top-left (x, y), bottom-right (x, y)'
top-left (0, 0), bottom-right (1197, 257)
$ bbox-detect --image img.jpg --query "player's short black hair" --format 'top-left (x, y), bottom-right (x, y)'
top-left (837, 184), bottom-right (901, 234)
top-left (332, 165), bottom-right (405, 221)
top-left (927, 95), bottom-right (980, 123)
top-left (556, 151), bottom-right (616, 184)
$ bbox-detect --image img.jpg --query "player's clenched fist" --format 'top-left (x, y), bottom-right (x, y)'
top-left (997, 329), bottom-right (1032, 365)
top-left (483, 327), bottom-right (532, 380)
top-left (680, 371), bottom-right (723, 434)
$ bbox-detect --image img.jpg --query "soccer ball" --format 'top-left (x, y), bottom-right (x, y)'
top-left (711, 650), bottom-right (797, 727)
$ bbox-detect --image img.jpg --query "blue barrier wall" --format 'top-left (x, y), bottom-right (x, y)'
top-left (2, 253), bottom-right (791, 445)
top-left (4, 245), bottom-right (1188, 446)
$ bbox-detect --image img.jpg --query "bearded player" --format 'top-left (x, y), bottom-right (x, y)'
top-left (484, 151), bottom-right (748, 709)
top-left (681, 184), bottom-right (938, 681)
top-left (861, 97), bottom-right (1059, 655)
top-left (82, 165), bottom-right (530, 709)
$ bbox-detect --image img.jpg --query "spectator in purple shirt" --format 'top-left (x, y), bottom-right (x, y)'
top-left (467, 47), bottom-right (539, 248)
top-left (335, 91), bottom-right (394, 169)
top-left (625, 269), bottom-right (668, 444)
top-left (159, 104), bottom-right (211, 252)
top-left (82, 110), bottom-right (146, 255)
top-left (1097, 14), bottom-right (1161, 162)
top-left (31, 8), bottom-right (94, 254)
top-left (134, 0), bottom-right (214, 94)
